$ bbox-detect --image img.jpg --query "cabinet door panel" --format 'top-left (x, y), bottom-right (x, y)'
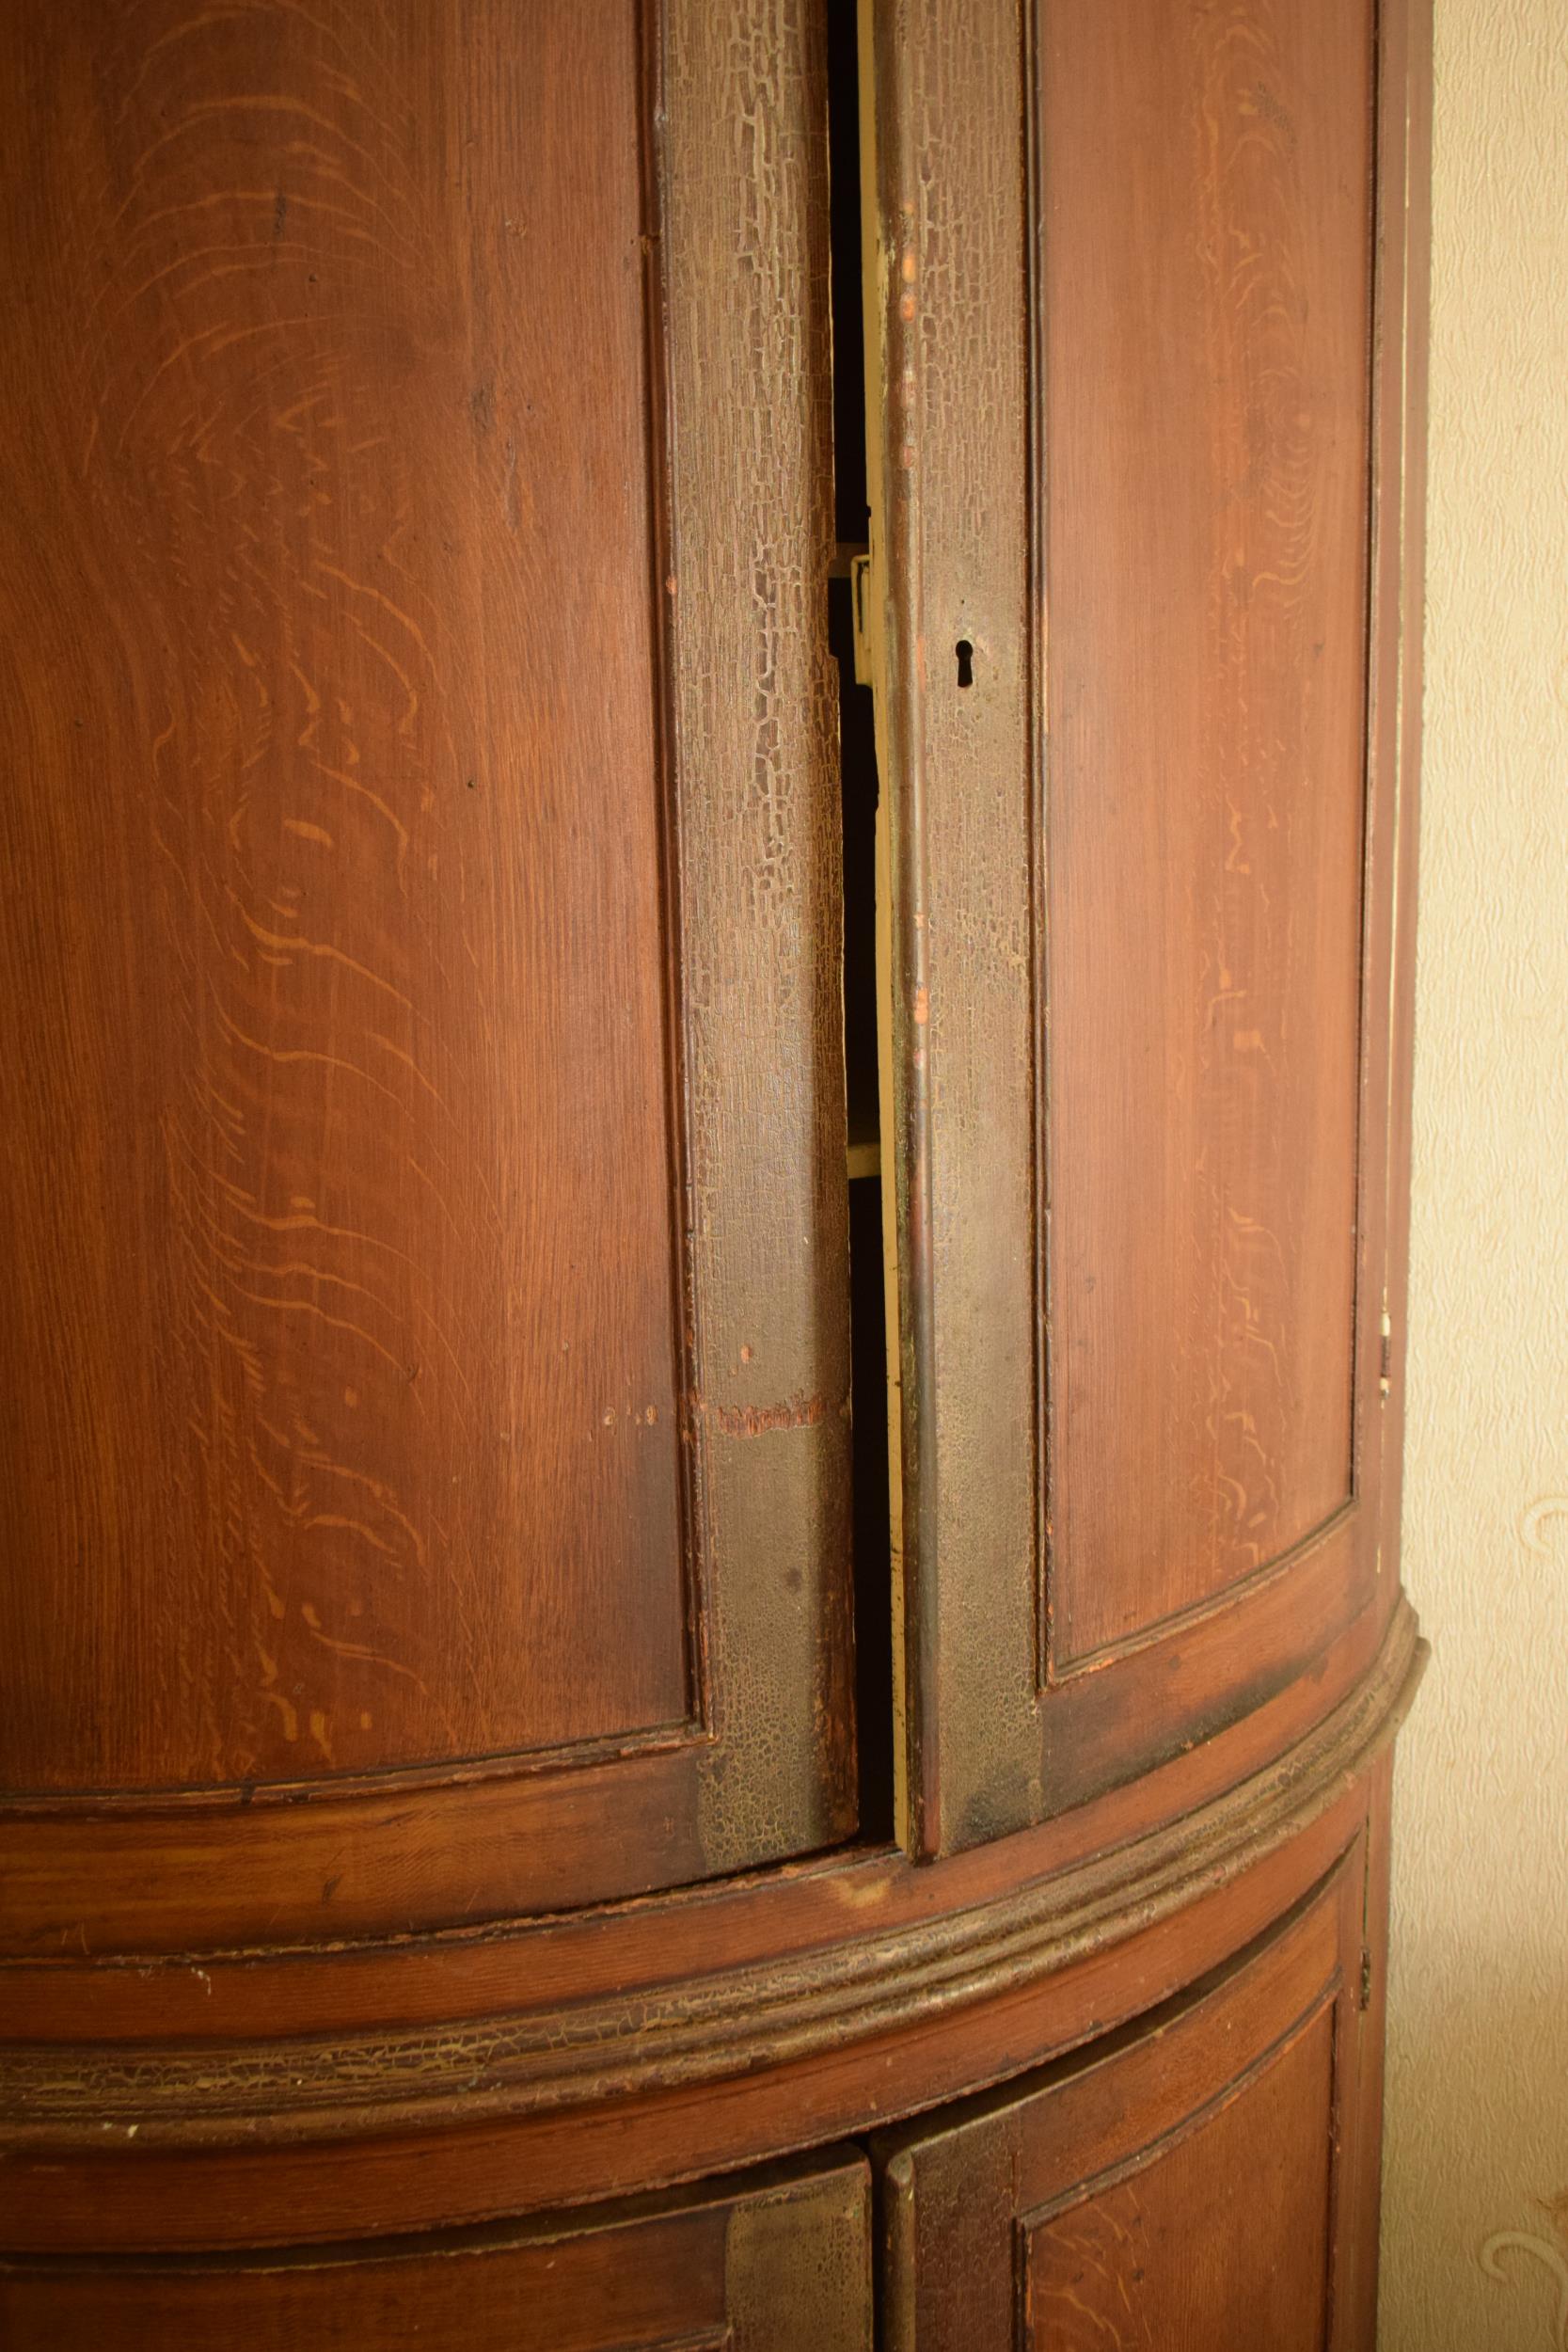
top-left (1044, 0), bottom-right (1371, 1660)
top-left (1022, 2011), bottom-right (1334, 2351)
top-left (863, 0), bottom-right (1429, 1851)
top-left (0, 2152), bottom-right (873, 2352)
top-left (0, 0), bottom-right (852, 1947)
top-left (3, 0), bottom-right (689, 1797)
top-left (878, 1835), bottom-right (1378, 2352)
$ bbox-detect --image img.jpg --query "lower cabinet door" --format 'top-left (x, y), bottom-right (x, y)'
top-left (877, 1835), bottom-right (1383, 2352)
top-left (0, 2152), bottom-right (872, 2352)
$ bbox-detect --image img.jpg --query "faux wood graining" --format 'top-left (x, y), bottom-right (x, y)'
top-left (0, 1626), bottom-right (1421, 2253)
top-left (1022, 2012), bottom-right (1335, 2349)
top-left (0, 5), bottom-right (1426, 2321)
top-left (1043, 0), bottom-right (1378, 1661)
top-left (879, 1845), bottom-right (1372, 2350)
top-left (864, 0), bottom-right (1427, 1852)
top-left (0, 0), bottom-right (853, 1895)
top-left (0, 2153), bottom-right (874, 2352)
top-left (0, 0), bottom-right (689, 1790)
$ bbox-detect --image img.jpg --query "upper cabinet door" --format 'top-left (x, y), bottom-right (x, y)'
top-left (863, 0), bottom-right (1431, 1851)
top-left (0, 0), bottom-right (852, 1952)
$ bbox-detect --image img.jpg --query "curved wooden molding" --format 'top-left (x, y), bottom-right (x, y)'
top-left (1, 1604), bottom-right (1423, 2153)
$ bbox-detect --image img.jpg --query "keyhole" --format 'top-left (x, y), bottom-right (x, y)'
top-left (956, 638), bottom-right (974, 690)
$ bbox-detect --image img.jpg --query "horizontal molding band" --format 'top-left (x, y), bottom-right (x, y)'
top-left (0, 1602), bottom-right (1424, 2153)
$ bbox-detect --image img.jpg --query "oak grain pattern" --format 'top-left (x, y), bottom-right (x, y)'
top-left (0, 0), bottom-right (853, 1859)
top-left (0, 1793), bottom-right (1378, 2257)
top-left (1022, 2013), bottom-right (1334, 2351)
top-left (1044, 0), bottom-right (1378, 1658)
top-left (878, 1838), bottom-right (1374, 2352)
top-left (0, 0), bottom-right (687, 1789)
top-left (866, 0), bottom-right (1423, 1853)
top-left (0, 1620), bottom-right (1422, 2255)
top-left (0, 1593), bottom-right (1417, 1996)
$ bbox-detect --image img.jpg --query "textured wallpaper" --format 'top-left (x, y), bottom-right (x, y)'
top-left (1379, 2), bottom-right (1568, 2346)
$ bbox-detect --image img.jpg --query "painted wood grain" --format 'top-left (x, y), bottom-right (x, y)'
top-left (0, 0), bottom-right (854, 1908)
top-left (1043, 0), bottom-right (1377, 1659)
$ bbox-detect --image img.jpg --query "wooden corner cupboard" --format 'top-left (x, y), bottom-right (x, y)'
top-left (0, 0), bottom-right (1430, 2342)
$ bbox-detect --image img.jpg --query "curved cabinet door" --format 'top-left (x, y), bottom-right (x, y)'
top-left (0, 0), bottom-right (853, 1954)
top-left (877, 1787), bottom-right (1391, 2351)
top-left (0, 2151), bottom-right (873, 2352)
top-left (862, 0), bottom-right (1432, 1851)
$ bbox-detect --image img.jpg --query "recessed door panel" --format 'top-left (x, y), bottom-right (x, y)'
top-left (863, 0), bottom-right (1429, 1851)
top-left (0, 0), bottom-right (853, 1944)
top-left (1022, 2011), bottom-right (1334, 2350)
top-left (1044, 0), bottom-right (1374, 1661)
top-left (2, 0), bottom-right (688, 1795)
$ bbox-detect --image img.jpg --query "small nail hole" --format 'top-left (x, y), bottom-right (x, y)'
top-left (956, 639), bottom-right (974, 690)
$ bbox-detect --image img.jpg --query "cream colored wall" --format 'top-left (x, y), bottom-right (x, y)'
top-left (1379, 2), bottom-right (1568, 2345)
